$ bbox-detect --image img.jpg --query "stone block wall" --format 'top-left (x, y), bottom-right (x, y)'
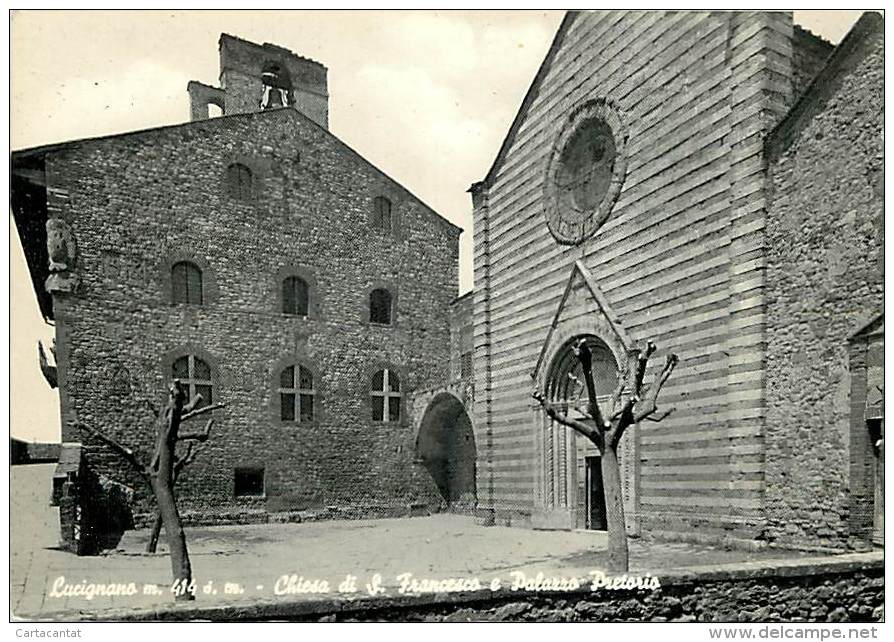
top-left (218, 34), bottom-right (329, 128)
top-left (763, 17), bottom-right (883, 550)
top-left (43, 106), bottom-right (459, 520)
top-left (361, 569), bottom-right (884, 623)
top-left (109, 555), bottom-right (884, 623)
top-left (472, 10), bottom-right (798, 541)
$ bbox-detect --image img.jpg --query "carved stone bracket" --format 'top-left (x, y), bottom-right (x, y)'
top-left (45, 218), bottom-right (80, 295)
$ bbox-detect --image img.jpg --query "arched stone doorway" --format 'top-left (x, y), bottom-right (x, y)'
top-left (543, 335), bottom-right (619, 530)
top-left (415, 392), bottom-right (477, 509)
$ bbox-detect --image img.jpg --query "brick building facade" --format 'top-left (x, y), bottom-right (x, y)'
top-left (469, 11), bottom-right (883, 549)
top-left (12, 34), bottom-right (461, 524)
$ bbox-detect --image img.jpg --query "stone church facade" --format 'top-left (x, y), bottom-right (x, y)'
top-left (12, 34), bottom-right (461, 524)
top-left (470, 11), bottom-right (883, 549)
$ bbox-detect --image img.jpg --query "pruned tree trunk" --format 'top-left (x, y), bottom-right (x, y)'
top-left (534, 339), bottom-right (678, 573)
top-left (150, 385), bottom-right (193, 600)
top-left (600, 445), bottom-right (627, 572)
top-left (75, 381), bottom-right (222, 601)
top-left (146, 440), bottom-right (197, 554)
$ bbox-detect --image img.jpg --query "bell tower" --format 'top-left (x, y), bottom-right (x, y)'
top-left (187, 33), bottom-right (329, 130)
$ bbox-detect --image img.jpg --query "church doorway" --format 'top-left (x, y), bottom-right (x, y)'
top-left (585, 456), bottom-right (608, 531)
top-left (546, 335), bottom-right (618, 530)
top-left (416, 393), bottom-right (477, 509)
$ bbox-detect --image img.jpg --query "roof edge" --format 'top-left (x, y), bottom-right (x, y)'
top-left (471, 11), bottom-right (578, 191)
top-left (766, 11), bottom-right (883, 160)
top-left (12, 105), bottom-right (463, 236)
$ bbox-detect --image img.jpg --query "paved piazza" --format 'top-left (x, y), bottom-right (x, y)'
top-left (11, 463), bottom-right (809, 619)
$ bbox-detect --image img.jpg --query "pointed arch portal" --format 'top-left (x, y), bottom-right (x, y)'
top-left (416, 392), bottom-right (477, 508)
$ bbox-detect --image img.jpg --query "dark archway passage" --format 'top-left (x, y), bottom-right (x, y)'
top-left (416, 393), bottom-right (477, 509)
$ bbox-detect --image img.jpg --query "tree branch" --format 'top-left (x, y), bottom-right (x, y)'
top-left (634, 353), bottom-right (679, 422)
top-left (181, 402), bottom-right (226, 422)
top-left (574, 339), bottom-right (610, 435)
top-left (142, 398), bottom-right (160, 418)
top-left (178, 418), bottom-right (214, 442)
top-left (645, 408), bottom-right (675, 422)
top-left (183, 393), bottom-right (204, 415)
top-left (73, 422), bottom-right (149, 480)
top-left (633, 341), bottom-right (656, 395)
top-left (533, 389), bottom-right (603, 451)
top-left (609, 352), bottom-right (634, 418)
top-left (173, 442), bottom-right (199, 476)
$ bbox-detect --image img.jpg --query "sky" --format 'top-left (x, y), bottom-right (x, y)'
top-left (8, 10), bottom-right (867, 442)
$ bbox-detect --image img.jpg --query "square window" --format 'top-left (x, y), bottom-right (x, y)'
top-left (234, 467), bottom-right (265, 497)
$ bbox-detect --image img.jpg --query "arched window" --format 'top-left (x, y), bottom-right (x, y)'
top-left (373, 196), bottom-right (392, 232)
top-left (369, 288), bottom-right (392, 325)
top-left (371, 368), bottom-right (401, 422)
top-left (282, 276), bottom-right (309, 316)
top-left (172, 355), bottom-right (213, 408)
top-left (227, 163), bottom-right (253, 201)
top-left (279, 364), bottom-right (315, 422)
top-left (548, 336), bottom-right (618, 418)
top-left (171, 261), bottom-right (203, 305)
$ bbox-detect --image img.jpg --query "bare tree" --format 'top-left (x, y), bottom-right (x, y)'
top-left (145, 435), bottom-right (205, 554)
top-left (533, 339), bottom-right (678, 572)
top-left (75, 380), bottom-right (224, 601)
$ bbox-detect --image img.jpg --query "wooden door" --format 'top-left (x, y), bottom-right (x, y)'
top-left (586, 456), bottom-right (607, 531)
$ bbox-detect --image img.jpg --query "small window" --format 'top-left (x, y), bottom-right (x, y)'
top-left (171, 261), bottom-right (203, 305)
top-left (227, 163), bottom-right (253, 201)
top-left (172, 355), bottom-right (213, 408)
top-left (371, 368), bottom-right (401, 422)
top-left (279, 364), bottom-right (315, 423)
top-left (373, 196), bottom-right (392, 232)
top-left (282, 276), bottom-right (310, 316)
top-left (370, 288), bottom-right (392, 325)
top-left (234, 467), bottom-right (265, 497)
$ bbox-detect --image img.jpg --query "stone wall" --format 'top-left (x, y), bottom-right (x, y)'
top-left (361, 570), bottom-right (884, 623)
top-left (43, 106), bottom-right (459, 520)
top-left (105, 555), bottom-right (883, 623)
top-left (763, 17), bottom-right (884, 550)
top-left (791, 26), bottom-right (834, 100)
top-left (218, 34), bottom-right (329, 128)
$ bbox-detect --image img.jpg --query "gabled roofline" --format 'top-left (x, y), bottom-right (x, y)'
top-left (12, 105), bottom-right (463, 236)
top-left (531, 259), bottom-right (634, 381)
top-left (766, 11), bottom-right (883, 160)
top-left (471, 11), bottom-right (578, 191)
top-left (11, 106), bottom-right (286, 159)
top-left (793, 23), bottom-right (834, 51)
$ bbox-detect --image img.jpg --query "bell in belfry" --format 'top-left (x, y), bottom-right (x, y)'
top-left (265, 88), bottom-right (285, 109)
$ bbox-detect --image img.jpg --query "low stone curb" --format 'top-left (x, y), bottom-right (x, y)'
top-left (20, 551), bottom-right (883, 622)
